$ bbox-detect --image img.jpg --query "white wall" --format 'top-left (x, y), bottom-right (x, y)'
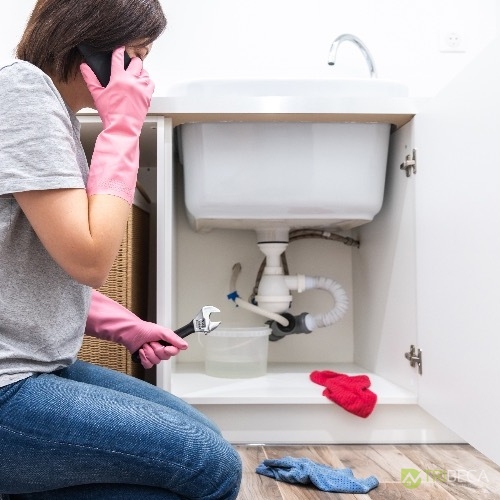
top-left (0, 3), bottom-right (33, 60)
top-left (1, 1), bottom-right (497, 97)
top-left (151, 0), bottom-right (497, 97)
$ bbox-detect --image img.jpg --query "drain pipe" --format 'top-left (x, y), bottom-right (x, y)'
top-left (228, 229), bottom-right (349, 337)
top-left (228, 264), bottom-right (349, 339)
top-left (267, 275), bottom-right (349, 341)
top-left (228, 263), bottom-right (290, 327)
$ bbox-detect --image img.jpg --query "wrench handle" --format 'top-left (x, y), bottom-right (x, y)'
top-left (175, 321), bottom-right (196, 339)
top-left (131, 321), bottom-right (195, 364)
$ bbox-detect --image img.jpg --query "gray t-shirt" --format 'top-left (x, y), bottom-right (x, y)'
top-left (0, 60), bottom-right (92, 387)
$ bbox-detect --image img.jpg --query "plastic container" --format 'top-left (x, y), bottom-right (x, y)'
top-left (199, 327), bottom-right (270, 378)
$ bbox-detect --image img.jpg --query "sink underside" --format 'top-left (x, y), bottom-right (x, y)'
top-left (180, 121), bottom-right (391, 232)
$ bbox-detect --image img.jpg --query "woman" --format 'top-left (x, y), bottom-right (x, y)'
top-left (0, 1), bottom-right (242, 498)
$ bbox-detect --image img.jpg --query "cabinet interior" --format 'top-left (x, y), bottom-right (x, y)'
top-left (78, 115), bottom-right (461, 445)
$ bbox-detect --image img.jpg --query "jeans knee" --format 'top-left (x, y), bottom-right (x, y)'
top-left (200, 441), bottom-right (241, 500)
top-left (215, 445), bottom-right (242, 500)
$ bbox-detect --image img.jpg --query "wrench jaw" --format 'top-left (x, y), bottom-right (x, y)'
top-left (194, 305), bottom-right (221, 335)
top-left (210, 320), bottom-right (221, 330)
top-left (198, 320), bottom-right (221, 335)
top-left (201, 305), bottom-right (220, 317)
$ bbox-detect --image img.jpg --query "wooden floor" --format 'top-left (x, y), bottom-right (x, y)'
top-left (235, 444), bottom-right (500, 499)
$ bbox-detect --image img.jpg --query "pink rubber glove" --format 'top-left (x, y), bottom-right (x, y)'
top-left (85, 290), bottom-right (188, 369)
top-left (81, 47), bottom-right (155, 204)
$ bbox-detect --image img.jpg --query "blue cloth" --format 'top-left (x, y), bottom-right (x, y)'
top-left (256, 456), bottom-right (379, 493)
top-left (0, 360), bottom-right (241, 499)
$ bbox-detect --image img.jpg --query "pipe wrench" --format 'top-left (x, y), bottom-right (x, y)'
top-left (131, 306), bottom-right (221, 363)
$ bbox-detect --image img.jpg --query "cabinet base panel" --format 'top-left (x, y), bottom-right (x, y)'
top-left (194, 403), bottom-right (463, 444)
top-left (167, 362), bottom-right (462, 444)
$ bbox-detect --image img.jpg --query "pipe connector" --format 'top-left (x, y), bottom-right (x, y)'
top-left (268, 312), bottom-right (313, 341)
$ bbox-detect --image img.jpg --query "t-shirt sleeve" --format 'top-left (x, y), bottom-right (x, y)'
top-left (0, 61), bottom-right (85, 197)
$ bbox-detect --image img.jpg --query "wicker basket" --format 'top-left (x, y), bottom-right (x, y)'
top-left (78, 202), bottom-right (150, 379)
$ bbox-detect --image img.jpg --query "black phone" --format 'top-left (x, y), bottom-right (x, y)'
top-left (77, 44), bottom-right (131, 87)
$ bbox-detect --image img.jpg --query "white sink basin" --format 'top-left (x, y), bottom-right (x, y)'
top-left (167, 77), bottom-right (408, 99)
top-left (175, 78), bottom-right (409, 232)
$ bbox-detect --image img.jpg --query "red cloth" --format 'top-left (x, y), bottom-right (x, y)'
top-left (310, 370), bottom-right (377, 418)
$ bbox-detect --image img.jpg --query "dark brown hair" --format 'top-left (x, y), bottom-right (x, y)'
top-left (16, 0), bottom-right (167, 82)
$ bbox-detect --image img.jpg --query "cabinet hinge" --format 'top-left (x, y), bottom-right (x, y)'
top-left (404, 344), bottom-right (423, 375)
top-left (400, 148), bottom-right (417, 177)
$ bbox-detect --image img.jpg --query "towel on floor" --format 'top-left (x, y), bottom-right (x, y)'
top-left (256, 456), bottom-right (379, 493)
top-left (310, 370), bottom-right (377, 418)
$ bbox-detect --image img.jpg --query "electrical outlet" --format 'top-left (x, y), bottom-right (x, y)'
top-left (439, 30), bottom-right (466, 52)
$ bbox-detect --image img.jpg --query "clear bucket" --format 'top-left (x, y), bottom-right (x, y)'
top-left (199, 327), bottom-right (270, 378)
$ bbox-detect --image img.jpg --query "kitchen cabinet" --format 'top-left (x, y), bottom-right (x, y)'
top-left (78, 35), bottom-right (500, 466)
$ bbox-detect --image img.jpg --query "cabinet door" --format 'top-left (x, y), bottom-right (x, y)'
top-left (354, 120), bottom-right (419, 393)
top-left (414, 37), bottom-right (500, 465)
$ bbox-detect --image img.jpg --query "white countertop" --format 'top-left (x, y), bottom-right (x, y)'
top-left (78, 94), bottom-right (417, 129)
top-left (148, 95), bottom-right (417, 128)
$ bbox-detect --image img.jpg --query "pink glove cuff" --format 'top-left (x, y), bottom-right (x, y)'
top-left (86, 130), bottom-right (139, 204)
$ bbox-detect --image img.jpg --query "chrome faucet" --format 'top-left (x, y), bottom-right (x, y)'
top-left (327, 34), bottom-right (378, 78)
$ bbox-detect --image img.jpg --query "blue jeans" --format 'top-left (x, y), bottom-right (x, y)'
top-left (0, 361), bottom-right (241, 499)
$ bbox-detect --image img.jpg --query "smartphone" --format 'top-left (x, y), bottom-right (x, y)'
top-left (77, 44), bottom-right (131, 87)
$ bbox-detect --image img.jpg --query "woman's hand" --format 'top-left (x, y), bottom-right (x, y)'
top-left (81, 47), bottom-right (155, 205)
top-left (80, 47), bottom-right (154, 131)
top-left (85, 290), bottom-right (189, 369)
top-left (137, 340), bottom-right (186, 369)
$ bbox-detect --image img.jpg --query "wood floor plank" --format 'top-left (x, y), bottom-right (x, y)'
top-left (397, 444), bottom-right (500, 500)
top-left (332, 444), bottom-right (422, 482)
top-left (332, 444), bottom-right (453, 498)
top-left (368, 482), bottom-right (455, 499)
top-left (235, 445), bottom-right (283, 500)
top-left (466, 444), bottom-right (500, 472)
top-left (278, 485), bottom-right (367, 500)
top-left (234, 443), bottom-right (499, 499)
top-left (262, 445), bottom-right (344, 467)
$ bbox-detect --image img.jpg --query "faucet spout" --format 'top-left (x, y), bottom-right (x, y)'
top-left (328, 33), bottom-right (378, 78)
